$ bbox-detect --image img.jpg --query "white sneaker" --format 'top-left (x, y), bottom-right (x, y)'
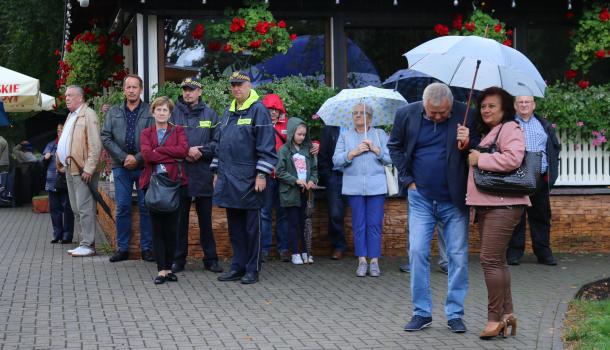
top-left (307, 255), bottom-right (314, 264)
top-left (71, 246), bottom-right (96, 257)
top-left (301, 253), bottom-right (309, 264)
top-left (67, 247), bottom-right (78, 254)
top-left (291, 254), bottom-right (304, 265)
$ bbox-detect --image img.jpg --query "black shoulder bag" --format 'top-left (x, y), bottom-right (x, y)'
top-left (144, 128), bottom-right (183, 213)
top-left (473, 123), bottom-right (542, 196)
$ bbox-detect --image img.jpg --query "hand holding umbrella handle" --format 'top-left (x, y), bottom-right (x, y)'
top-left (458, 59), bottom-right (481, 150)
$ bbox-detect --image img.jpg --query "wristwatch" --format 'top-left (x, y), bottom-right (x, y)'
top-left (256, 172), bottom-right (266, 179)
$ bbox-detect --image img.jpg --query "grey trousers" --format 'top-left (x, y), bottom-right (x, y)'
top-left (66, 172), bottom-right (99, 248)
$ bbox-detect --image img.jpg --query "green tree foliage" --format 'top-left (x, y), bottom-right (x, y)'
top-left (0, 0), bottom-right (64, 94)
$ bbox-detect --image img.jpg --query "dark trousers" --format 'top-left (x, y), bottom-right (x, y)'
top-left (175, 195), bottom-right (218, 266)
top-left (151, 209), bottom-right (179, 272)
top-left (326, 172), bottom-right (347, 252)
top-left (478, 207), bottom-right (524, 322)
top-left (226, 208), bottom-right (261, 273)
top-left (284, 194), bottom-right (306, 254)
top-left (49, 190), bottom-right (74, 241)
top-left (507, 181), bottom-right (553, 261)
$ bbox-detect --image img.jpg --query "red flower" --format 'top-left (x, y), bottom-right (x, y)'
top-left (465, 21), bottom-right (475, 32)
top-left (83, 32), bottom-right (95, 43)
top-left (207, 41), bottom-right (221, 52)
top-left (97, 44), bottom-right (107, 56)
top-left (434, 24), bottom-right (449, 36)
top-left (121, 37), bottom-right (130, 46)
top-left (289, 33), bottom-right (297, 41)
top-left (596, 49), bottom-right (606, 58)
top-left (222, 43), bottom-right (232, 53)
top-left (248, 39), bottom-right (262, 49)
top-left (565, 69), bottom-right (578, 80)
top-left (578, 80), bottom-right (590, 89)
top-left (452, 14), bottom-right (463, 30)
top-left (494, 23), bottom-right (502, 33)
top-left (254, 21), bottom-right (270, 35)
top-left (599, 7), bottom-right (609, 22)
top-left (83, 87), bottom-right (92, 95)
top-left (269, 22), bottom-right (276, 28)
top-left (75, 33), bottom-right (82, 42)
top-left (65, 40), bottom-right (72, 52)
top-left (502, 39), bottom-right (513, 47)
top-left (54, 49), bottom-right (61, 56)
top-left (229, 23), bottom-right (240, 33)
top-left (278, 20), bottom-right (286, 28)
top-left (506, 29), bottom-right (513, 36)
top-left (110, 31), bottom-right (118, 39)
top-left (192, 24), bottom-right (205, 40)
top-left (101, 80), bottom-right (111, 88)
top-left (266, 38), bottom-right (273, 45)
top-left (565, 11), bottom-right (575, 20)
top-left (230, 17), bottom-right (246, 32)
top-left (98, 34), bottom-right (107, 44)
top-left (112, 54), bottom-right (124, 64)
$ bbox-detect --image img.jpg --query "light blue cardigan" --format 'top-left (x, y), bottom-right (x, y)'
top-left (332, 127), bottom-right (392, 196)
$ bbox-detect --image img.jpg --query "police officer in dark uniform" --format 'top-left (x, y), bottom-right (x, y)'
top-left (211, 71), bottom-right (277, 285)
top-left (170, 77), bottom-right (223, 274)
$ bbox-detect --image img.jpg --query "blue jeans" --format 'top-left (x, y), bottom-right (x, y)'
top-left (347, 195), bottom-right (385, 258)
top-left (49, 189), bottom-right (74, 241)
top-left (113, 167), bottom-right (152, 252)
top-left (260, 177), bottom-right (288, 253)
top-left (407, 189), bottom-right (469, 320)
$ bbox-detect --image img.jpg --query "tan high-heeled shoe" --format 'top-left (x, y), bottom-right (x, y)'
top-left (503, 315), bottom-right (517, 336)
top-left (479, 321), bottom-right (506, 340)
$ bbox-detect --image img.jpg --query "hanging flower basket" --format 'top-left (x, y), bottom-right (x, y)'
top-left (434, 10), bottom-right (513, 46)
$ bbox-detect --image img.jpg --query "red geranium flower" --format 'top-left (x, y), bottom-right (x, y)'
top-left (289, 33), bottom-right (298, 41)
top-left (599, 7), bottom-right (609, 22)
top-left (54, 49), bottom-right (61, 56)
top-left (112, 54), bottom-right (124, 64)
top-left (502, 39), bottom-right (513, 47)
top-left (434, 24), bottom-right (449, 36)
top-left (192, 24), bottom-right (205, 40)
top-left (494, 23), bottom-right (502, 33)
top-left (97, 44), bottom-right (107, 56)
top-left (578, 80), bottom-right (590, 89)
top-left (506, 29), bottom-right (513, 36)
top-left (121, 37), bottom-right (130, 46)
top-left (207, 41), bottom-right (221, 52)
top-left (83, 87), bottom-right (92, 95)
top-left (452, 14), bottom-right (463, 30)
top-left (101, 80), bottom-right (111, 88)
top-left (98, 34), bottom-right (107, 44)
top-left (222, 43), bottom-right (232, 53)
top-left (465, 22), bottom-right (475, 32)
top-left (65, 40), bottom-right (72, 52)
top-left (278, 20), bottom-right (286, 28)
top-left (565, 69), bottom-right (578, 80)
top-left (254, 21), bottom-right (270, 35)
top-left (248, 39), bottom-right (262, 49)
top-left (230, 17), bottom-right (246, 32)
top-left (565, 11), bottom-right (575, 20)
top-left (596, 49), bottom-right (606, 58)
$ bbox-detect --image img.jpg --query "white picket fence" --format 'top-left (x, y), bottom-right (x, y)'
top-left (555, 130), bottom-right (610, 186)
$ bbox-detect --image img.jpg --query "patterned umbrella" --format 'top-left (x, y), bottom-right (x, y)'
top-left (316, 86), bottom-right (408, 130)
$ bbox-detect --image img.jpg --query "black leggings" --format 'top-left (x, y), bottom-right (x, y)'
top-left (150, 209), bottom-right (179, 272)
top-left (284, 194), bottom-right (307, 254)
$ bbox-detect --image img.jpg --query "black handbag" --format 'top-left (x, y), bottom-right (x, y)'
top-left (144, 128), bottom-right (182, 213)
top-left (473, 123), bottom-right (542, 196)
top-left (54, 171), bottom-right (68, 190)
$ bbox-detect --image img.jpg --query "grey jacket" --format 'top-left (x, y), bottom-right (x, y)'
top-left (101, 101), bottom-right (153, 168)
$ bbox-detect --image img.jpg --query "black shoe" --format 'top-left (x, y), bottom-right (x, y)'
top-left (165, 273), bottom-right (178, 282)
top-left (217, 270), bottom-right (245, 282)
top-left (109, 250), bottom-right (129, 263)
top-left (171, 263), bottom-right (185, 273)
top-left (204, 261), bottom-right (224, 273)
top-left (141, 250), bottom-right (155, 262)
top-left (404, 315), bottom-right (433, 331)
top-left (50, 239), bottom-right (60, 244)
top-left (538, 256), bottom-right (557, 266)
top-left (240, 271), bottom-right (259, 284)
top-left (447, 318), bottom-right (467, 333)
top-left (280, 251), bottom-right (291, 262)
top-left (439, 264), bottom-right (449, 274)
top-left (154, 275), bottom-right (166, 285)
top-left (399, 263), bottom-right (410, 273)
top-left (507, 258), bottom-right (520, 266)
top-left (61, 239), bottom-right (73, 244)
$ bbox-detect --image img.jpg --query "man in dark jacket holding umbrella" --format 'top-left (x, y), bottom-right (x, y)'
top-left (211, 71), bottom-right (277, 284)
top-left (170, 77), bottom-right (223, 274)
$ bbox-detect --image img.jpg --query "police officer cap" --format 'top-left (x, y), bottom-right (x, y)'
top-left (229, 71), bottom-right (251, 83)
top-left (181, 77), bottom-right (202, 90)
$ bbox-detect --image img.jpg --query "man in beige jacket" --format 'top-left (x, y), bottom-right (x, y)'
top-left (56, 85), bottom-right (102, 257)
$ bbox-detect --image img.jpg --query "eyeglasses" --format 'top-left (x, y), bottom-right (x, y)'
top-left (517, 101), bottom-right (534, 105)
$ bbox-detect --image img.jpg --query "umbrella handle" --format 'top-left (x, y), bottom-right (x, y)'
top-left (458, 60), bottom-right (481, 150)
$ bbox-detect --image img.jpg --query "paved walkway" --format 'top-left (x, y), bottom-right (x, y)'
top-left (0, 206), bottom-right (608, 350)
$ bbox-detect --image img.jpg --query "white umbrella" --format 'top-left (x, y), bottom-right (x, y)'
top-left (1, 93), bottom-right (55, 112)
top-left (0, 66), bottom-right (40, 97)
top-left (404, 35), bottom-right (546, 97)
top-left (316, 86), bottom-right (407, 138)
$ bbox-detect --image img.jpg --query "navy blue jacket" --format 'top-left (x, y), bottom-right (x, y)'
top-left (171, 97), bottom-right (219, 197)
top-left (387, 101), bottom-right (479, 210)
top-left (211, 95), bottom-right (277, 209)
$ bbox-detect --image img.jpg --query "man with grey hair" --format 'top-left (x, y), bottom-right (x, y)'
top-left (56, 85), bottom-right (102, 257)
top-left (388, 82), bottom-right (479, 333)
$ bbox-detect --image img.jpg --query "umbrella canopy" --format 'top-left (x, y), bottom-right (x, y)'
top-left (0, 102), bottom-right (8, 127)
top-left (1, 93), bottom-right (55, 112)
top-left (0, 66), bottom-right (40, 97)
top-left (316, 86), bottom-right (407, 130)
top-left (404, 35), bottom-right (546, 97)
top-left (382, 68), bottom-right (477, 103)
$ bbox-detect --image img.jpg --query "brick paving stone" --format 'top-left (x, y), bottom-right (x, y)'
top-left (0, 206), bottom-right (609, 349)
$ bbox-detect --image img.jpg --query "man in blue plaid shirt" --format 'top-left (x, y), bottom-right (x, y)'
top-left (507, 95), bottom-right (561, 266)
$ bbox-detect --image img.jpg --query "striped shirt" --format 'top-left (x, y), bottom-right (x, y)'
top-left (515, 114), bottom-right (547, 174)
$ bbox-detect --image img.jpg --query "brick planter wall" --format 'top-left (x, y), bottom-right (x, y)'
top-left (96, 181), bottom-right (610, 260)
